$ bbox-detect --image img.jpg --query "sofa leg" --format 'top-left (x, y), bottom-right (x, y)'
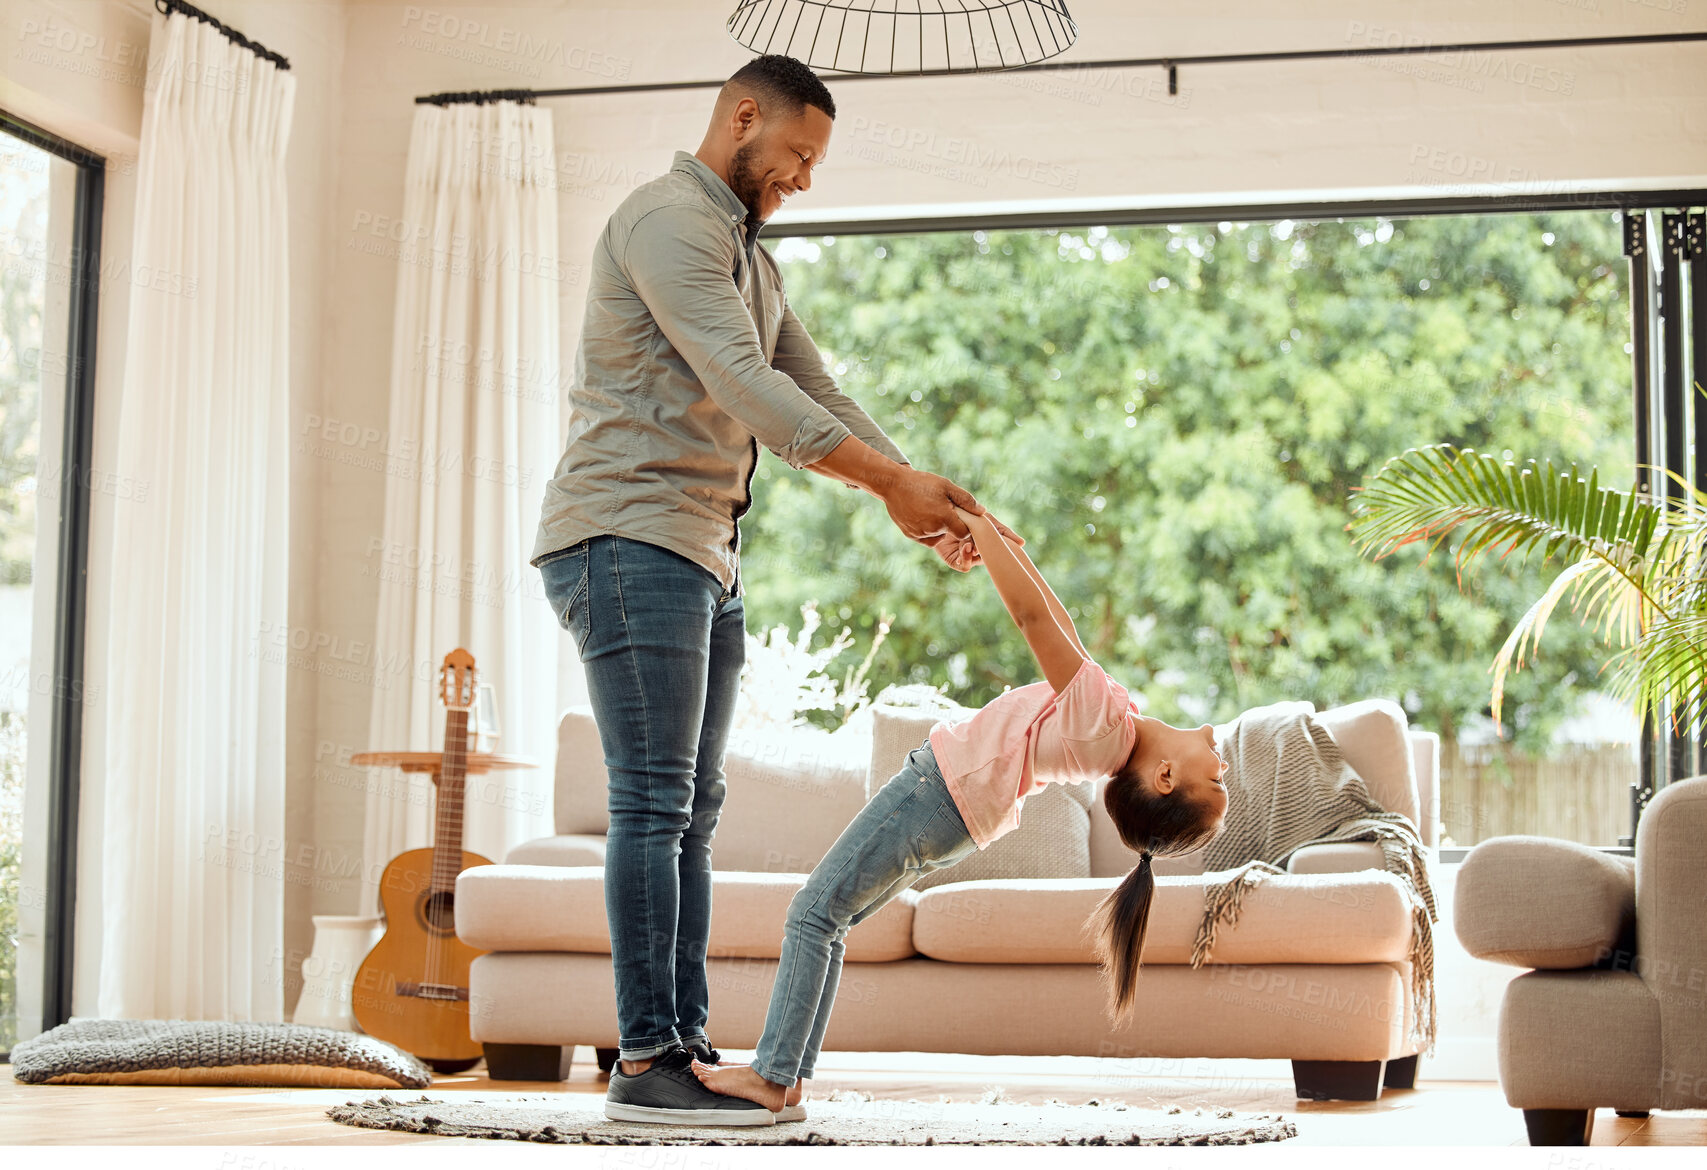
top-left (1383, 1053), bottom-right (1419, 1090)
top-left (1523, 1108), bottom-right (1594, 1145)
top-left (595, 1047), bottom-right (619, 1074)
top-left (483, 1042), bottom-right (570, 1082)
top-left (1291, 1059), bottom-right (1386, 1101)
top-left (1615, 1110), bottom-right (1650, 1119)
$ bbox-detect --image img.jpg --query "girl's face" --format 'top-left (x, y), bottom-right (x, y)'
top-left (1137, 717), bottom-right (1230, 822)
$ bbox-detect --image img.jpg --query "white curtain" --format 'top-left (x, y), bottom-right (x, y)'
top-left (98, 11), bottom-right (295, 1019)
top-left (360, 102), bottom-right (561, 915)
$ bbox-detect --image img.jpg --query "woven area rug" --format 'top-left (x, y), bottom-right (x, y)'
top-left (326, 1088), bottom-right (1297, 1145)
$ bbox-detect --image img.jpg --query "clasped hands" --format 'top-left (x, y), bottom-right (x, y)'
top-left (878, 467), bottom-right (1022, 572)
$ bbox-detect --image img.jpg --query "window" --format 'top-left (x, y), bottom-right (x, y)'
top-left (751, 208), bottom-right (1649, 850)
top-left (0, 112), bottom-right (103, 1058)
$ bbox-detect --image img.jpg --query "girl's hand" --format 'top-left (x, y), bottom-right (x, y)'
top-left (975, 510), bottom-right (1025, 548)
top-left (954, 506), bottom-right (1018, 556)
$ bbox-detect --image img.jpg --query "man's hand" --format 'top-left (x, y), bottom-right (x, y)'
top-left (804, 438), bottom-right (1023, 570)
top-left (876, 468), bottom-right (1023, 571)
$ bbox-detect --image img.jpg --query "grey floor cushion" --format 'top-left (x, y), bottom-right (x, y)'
top-left (10, 1018), bottom-right (433, 1088)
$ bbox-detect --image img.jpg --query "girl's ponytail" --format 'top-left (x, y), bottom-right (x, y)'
top-left (1089, 849), bottom-right (1157, 1025)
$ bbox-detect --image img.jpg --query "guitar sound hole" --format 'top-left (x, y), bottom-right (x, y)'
top-left (419, 890), bottom-right (457, 935)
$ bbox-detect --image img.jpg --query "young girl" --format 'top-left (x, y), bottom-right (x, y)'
top-left (692, 506), bottom-right (1230, 1115)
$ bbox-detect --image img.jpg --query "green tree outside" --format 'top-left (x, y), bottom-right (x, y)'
top-left (742, 213), bottom-right (1632, 755)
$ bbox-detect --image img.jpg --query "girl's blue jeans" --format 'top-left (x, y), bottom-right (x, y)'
top-left (750, 738), bottom-right (977, 1086)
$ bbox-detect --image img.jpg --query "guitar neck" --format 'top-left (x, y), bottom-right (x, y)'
top-left (430, 707), bottom-right (470, 894)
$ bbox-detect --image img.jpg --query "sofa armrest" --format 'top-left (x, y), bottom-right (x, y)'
top-left (1407, 730), bottom-right (1439, 848)
top-left (1453, 835), bottom-right (1636, 968)
top-left (1634, 775), bottom-right (1707, 1108)
top-left (1286, 842), bottom-right (1389, 875)
top-left (504, 833), bottom-right (607, 867)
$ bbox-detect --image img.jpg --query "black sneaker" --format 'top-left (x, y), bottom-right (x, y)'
top-left (604, 1045), bottom-right (775, 1126)
top-left (685, 1039), bottom-right (723, 1065)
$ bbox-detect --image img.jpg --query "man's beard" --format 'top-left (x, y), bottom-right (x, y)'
top-left (727, 141), bottom-right (767, 223)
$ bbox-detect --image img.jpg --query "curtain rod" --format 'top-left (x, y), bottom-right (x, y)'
top-left (416, 28), bottom-right (1707, 104)
top-left (155, 0), bottom-right (290, 71)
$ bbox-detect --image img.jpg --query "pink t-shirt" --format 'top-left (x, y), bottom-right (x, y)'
top-left (928, 658), bottom-right (1139, 848)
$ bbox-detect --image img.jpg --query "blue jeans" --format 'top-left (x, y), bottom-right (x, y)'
top-left (751, 739), bottom-right (977, 1086)
top-left (538, 535), bottom-right (744, 1062)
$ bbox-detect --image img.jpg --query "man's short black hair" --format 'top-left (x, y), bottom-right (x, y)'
top-left (725, 54), bottom-right (836, 120)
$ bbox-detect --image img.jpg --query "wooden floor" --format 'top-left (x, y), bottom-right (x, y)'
top-left (3, 1049), bottom-right (1704, 1147)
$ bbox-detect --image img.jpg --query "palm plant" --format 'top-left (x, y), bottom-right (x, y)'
top-left (1348, 443), bottom-right (1707, 738)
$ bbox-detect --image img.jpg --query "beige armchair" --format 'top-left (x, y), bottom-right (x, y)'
top-left (1451, 775), bottom-right (1707, 1144)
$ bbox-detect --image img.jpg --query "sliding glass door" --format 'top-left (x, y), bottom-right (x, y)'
top-left (0, 113), bottom-right (103, 1057)
top-left (1626, 205), bottom-right (1707, 838)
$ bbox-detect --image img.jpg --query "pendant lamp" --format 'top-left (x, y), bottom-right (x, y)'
top-left (727, 1), bottom-right (1079, 74)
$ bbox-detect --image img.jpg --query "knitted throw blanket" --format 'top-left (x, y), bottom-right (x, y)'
top-left (1190, 701), bottom-right (1439, 1054)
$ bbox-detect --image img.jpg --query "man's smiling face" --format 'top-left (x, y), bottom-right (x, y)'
top-left (725, 99), bottom-right (831, 223)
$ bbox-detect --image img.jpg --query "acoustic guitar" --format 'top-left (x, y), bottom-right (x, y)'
top-left (353, 648), bottom-right (494, 1072)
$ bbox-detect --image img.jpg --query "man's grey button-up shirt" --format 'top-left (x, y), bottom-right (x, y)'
top-left (531, 150), bottom-right (909, 591)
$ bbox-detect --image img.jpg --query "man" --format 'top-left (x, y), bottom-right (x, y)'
top-left (532, 54), bottom-right (1011, 1126)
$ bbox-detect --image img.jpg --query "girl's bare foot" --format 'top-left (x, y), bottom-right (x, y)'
top-left (689, 1059), bottom-right (788, 1112)
top-left (784, 1078), bottom-right (805, 1107)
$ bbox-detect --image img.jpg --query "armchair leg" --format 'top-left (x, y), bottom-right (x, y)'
top-left (482, 1042), bottom-right (570, 1082)
top-left (1291, 1059), bottom-right (1386, 1101)
top-left (1383, 1054), bottom-right (1419, 1090)
top-left (595, 1047), bottom-right (619, 1074)
top-left (1523, 1108), bottom-right (1594, 1146)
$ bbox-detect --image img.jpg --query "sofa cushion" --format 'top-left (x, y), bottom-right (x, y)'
top-left (910, 873), bottom-right (1416, 965)
top-left (1314, 699), bottom-right (1420, 834)
top-left (1286, 842), bottom-right (1389, 875)
top-left (504, 834), bottom-right (606, 867)
top-left (1453, 835), bottom-right (1636, 969)
top-left (555, 707), bottom-right (610, 835)
top-left (456, 865), bottom-right (917, 961)
top-left (1087, 700), bottom-right (1418, 878)
top-left (554, 707), bottom-right (871, 873)
top-left (914, 780), bottom-right (1093, 890)
top-left (868, 701), bottom-right (970, 799)
top-left (873, 702), bottom-right (1095, 888)
top-left (713, 725), bottom-right (872, 872)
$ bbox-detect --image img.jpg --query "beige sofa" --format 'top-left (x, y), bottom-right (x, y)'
top-left (457, 698), bottom-right (1440, 1101)
top-left (1451, 775), bottom-right (1707, 1144)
